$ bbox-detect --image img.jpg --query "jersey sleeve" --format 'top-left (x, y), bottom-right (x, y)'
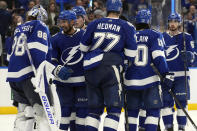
top-left (123, 22), bottom-right (137, 64)
top-left (186, 34), bottom-right (196, 66)
top-left (80, 21), bottom-right (96, 52)
top-left (28, 22), bottom-right (50, 69)
top-left (151, 33), bottom-right (169, 75)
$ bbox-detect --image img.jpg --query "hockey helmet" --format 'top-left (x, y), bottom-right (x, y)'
top-left (72, 6), bottom-right (86, 17)
top-left (136, 9), bottom-right (151, 24)
top-left (168, 12), bottom-right (182, 23)
top-left (106, 0), bottom-right (122, 12)
top-left (27, 5), bottom-right (48, 22)
top-left (58, 10), bottom-right (77, 21)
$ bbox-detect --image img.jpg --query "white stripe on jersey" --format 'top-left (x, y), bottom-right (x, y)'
top-left (28, 42), bottom-right (48, 53)
top-left (7, 66), bottom-right (33, 78)
top-left (83, 54), bottom-right (103, 67)
top-left (145, 116), bottom-right (159, 125)
top-left (128, 117), bottom-right (138, 124)
top-left (80, 43), bottom-right (90, 52)
top-left (55, 76), bottom-right (85, 83)
top-left (76, 117), bottom-right (85, 125)
top-left (112, 65), bottom-right (122, 101)
top-left (104, 117), bottom-right (119, 130)
top-left (152, 50), bottom-right (165, 59)
top-left (124, 48), bottom-right (136, 57)
top-left (86, 116), bottom-right (100, 129)
top-left (170, 71), bottom-right (190, 77)
top-left (124, 75), bottom-right (160, 86)
top-left (60, 116), bottom-right (70, 124)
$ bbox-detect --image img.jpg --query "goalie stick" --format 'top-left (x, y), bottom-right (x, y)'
top-left (151, 63), bottom-right (197, 130)
top-left (25, 42), bottom-right (59, 131)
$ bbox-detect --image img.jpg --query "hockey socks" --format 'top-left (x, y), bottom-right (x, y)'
top-left (75, 107), bottom-right (87, 131)
top-left (103, 113), bottom-right (120, 131)
top-left (161, 107), bottom-right (174, 129)
top-left (85, 113), bottom-right (101, 131)
top-left (70, 111), bottom-right (76, 131)
top-left (128, 109), bottom-right (139, 131)
top-left (60, 107), bottom-right (72, 130)
top-left (139, 109), bottom-right (146, 130)
top-left (145, 109), bottom-right (160, 131)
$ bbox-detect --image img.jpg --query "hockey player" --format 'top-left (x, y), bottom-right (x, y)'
top-left (70, 6), bottom-right (87, 130)
top-left (80, 0), bottom-right (137, 130)
top-left (51, 10), bottom-right (87, 131)
top-left (72, 6), bottom-right (87, 30)
top-left (124, 9), bottom-right (173, 131)
top-left (161, 12), bottom-right (195, 131)
top-left (7, 5), bottom-right (71, 131)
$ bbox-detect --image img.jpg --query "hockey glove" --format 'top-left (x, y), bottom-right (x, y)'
top-left (180, 51), bottom-right (195, 66)
top-left (162, 73), bottom-right (174, 90)
top-left (53, 65), bottom-right (73, 80)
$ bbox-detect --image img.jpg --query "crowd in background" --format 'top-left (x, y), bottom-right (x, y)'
top-left (0, 0), bottom-right (197, 66)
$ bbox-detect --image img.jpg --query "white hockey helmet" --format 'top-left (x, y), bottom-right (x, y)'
top-left (27, 5), bottom-right (48, 22)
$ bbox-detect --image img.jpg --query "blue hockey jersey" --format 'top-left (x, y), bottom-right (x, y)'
top-left (124, 29), bottom-right (169, 90)
top-left (80, 17), bottom-right (137, 69)
top-left (163, 32), bottom-right (194, 80)
top-left (7, 20), bottom-right (51, 82)
top-left (51, 29), bottom-right (85, 87)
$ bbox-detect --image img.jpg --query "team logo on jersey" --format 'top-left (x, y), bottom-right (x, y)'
top-left (61, 45), bottom-right (83, 65)
top-left (166, 45), bottom-right (179, 61)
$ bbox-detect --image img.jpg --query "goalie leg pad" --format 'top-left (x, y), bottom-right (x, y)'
top-left (14, 103), bottom-right (34, 131)
top-left (33, 103), bottom-right (51, 131)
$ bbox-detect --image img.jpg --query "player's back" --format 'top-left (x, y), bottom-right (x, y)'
top-left (7, 20), bottom-right (50, 82)
top-left (80, 17), bottom-right (137, 70)
top-left (124, 29), bottom-right (168, 90)
top-left (81, 17), bottom-right (136, 54)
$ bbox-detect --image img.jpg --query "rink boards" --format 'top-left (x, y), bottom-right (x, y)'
top-left (0, 67), bottom-right (197, 114)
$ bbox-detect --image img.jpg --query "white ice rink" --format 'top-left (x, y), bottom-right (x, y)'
top-left (0, 111), bottom-right (197, 131)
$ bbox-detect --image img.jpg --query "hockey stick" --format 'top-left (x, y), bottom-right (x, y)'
top-left (123, 88), bottom-right (129, 131)
top-left (25, 43), bottom-right (58, 131)
top-left (150, 63), bottom-right (197, 130)
top-left (181, 0), bottom-right (189, 107)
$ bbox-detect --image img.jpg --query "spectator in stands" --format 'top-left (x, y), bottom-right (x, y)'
top-left (162, 0), bottom-right (171, 29)
top-left (133, 0), bottom-right (148, 14)
top-left (151, 0), bottom-right (163, 31)
top-left (46, 2), bottom-right (59, 28)
top-left (86, 10), bottom-right (95, 24)
top-left (76, 0), bottom-right (83, 6)
top-left (0, 1), bottom-right (12, 49)
top-left (182, 0), bottom-right (197, 10)
top-left (186, 5), bottom-right (197, 47)
top-left (93, 0), bottom-right (105, 10)
top-left (94, 9), bottom-right (105, 19)
top-left (27, 0), bottom-right (35, 11)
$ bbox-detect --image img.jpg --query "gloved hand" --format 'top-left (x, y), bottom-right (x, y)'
top-left (180, 51), bottom-right (195, 66)
top-left (162, 72), bottom-right (174, 90)
top-left (53, 65), bottom-right (73, 80)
